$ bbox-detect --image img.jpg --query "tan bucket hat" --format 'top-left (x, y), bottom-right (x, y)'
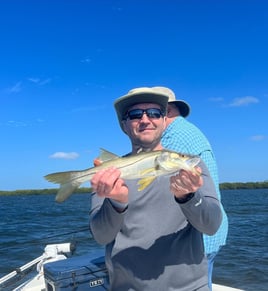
top-left (152, 87), bottom-right (190, 117)
top-left (114, 87), bottom-right (169, 132)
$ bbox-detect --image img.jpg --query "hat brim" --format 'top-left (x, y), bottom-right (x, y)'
top-left (114, 91), bottom-right (168, 133)
top-left (169, 100), bottom-right (190, 117)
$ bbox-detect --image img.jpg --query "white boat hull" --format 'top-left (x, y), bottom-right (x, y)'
top-left (0, 244), bottom-right (245, 291)
top-left (213, 284), bottom-right (244, 291)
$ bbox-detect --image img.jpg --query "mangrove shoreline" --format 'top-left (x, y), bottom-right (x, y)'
top-left (0, 181), bottom-right (268, 197)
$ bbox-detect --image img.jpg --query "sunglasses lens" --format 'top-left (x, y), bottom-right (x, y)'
top-left (126, 108), bottom-right (162, 120)
top-left (146, 108), bottom-right (162, 118)
top-left (127, 109), bottom-right (144, 120)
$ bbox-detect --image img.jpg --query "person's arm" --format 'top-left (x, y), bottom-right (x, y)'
top-left (90, 194), bottom-right (127, 245)
top-left (171, 160), bottom-right (222, 235)
top-left (89, 167), bottom-right (129, 245)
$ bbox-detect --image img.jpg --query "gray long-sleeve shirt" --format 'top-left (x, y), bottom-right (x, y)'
top-left (90, 160), bottom-right (222, 291)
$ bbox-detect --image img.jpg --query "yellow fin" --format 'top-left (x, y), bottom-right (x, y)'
top-left (137, 176), bottom-right (156, 191)
top-left (139, 167), bottom-right (156, 175)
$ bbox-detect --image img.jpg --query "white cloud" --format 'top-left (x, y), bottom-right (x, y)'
top-left (229, 96), bottom-right (259, 107)
top-left (28, 77), bottom-right (51, 85)
top-left (7, 120), bottom-right (27, 127)
top-left (49, 152), bottom-right (79, 159)
top-left (71, 104), bottom-right (106, 113)
top-left (208, 97), bottom-right (224, 102)
top-left (250, 135), bottom-right (266, 141)
top-left (28, 78), bottom-right (40, 83)
top-left (1, 119), bottom-right (44, 127)
top-left (81, 57), bottom-right (91, 63)
top-left (6, 82), bottom-right (22, 93)
top-left (39, 78), bottom-right (51, 85)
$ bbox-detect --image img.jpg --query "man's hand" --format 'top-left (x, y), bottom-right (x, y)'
top-left (91, 167), bottom-right (128, 203)
top-left (170, 167), bottom-right (203, 199)
top-left (93, 158), bottom-right (102, 166)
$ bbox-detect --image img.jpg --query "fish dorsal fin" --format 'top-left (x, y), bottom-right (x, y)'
top-left (97, 148), bottom-right (120, 162)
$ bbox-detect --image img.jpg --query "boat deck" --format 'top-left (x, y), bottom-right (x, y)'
top-left (213, 284), bottom-right (244, 291)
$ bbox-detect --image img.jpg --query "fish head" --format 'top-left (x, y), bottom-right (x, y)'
top-left (155, 151), bottom-right (200, 173)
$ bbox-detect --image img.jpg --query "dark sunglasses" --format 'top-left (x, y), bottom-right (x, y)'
top-left (124, 108), bottom-right (164, 120)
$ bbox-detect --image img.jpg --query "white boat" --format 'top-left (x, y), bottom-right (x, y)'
top-left (0, 243), bottom-right (245, 291)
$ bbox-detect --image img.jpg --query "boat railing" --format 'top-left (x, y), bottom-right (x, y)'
top-left (0, 242), bottom-right (75, 290)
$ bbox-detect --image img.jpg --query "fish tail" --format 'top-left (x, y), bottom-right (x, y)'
top-left (55, 182), bottom-right (81, 202)
top-left (44, 171), bottom-right (84, 202)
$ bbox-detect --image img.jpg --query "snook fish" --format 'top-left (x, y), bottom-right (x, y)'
top-left (45, 149), bottom-right (200, 203)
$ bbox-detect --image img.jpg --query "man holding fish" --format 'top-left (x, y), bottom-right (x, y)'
top-left (89, 87), bottom-right (223, 291)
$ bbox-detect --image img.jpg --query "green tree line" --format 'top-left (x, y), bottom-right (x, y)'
top-left (0, 181), bottom-right (268, 196)
top-left (0, 187), bottom-right (92, 196)
top-left (219, 181), bottom-right (268, 190)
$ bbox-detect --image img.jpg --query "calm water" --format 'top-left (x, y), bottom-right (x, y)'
top-left (0, 189), bottom-right (267, 290)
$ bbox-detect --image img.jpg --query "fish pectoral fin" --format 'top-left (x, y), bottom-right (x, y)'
top-left (139, 167), bottom-right (156, 175)
top-left (137, 176), bottom-right (156, 191)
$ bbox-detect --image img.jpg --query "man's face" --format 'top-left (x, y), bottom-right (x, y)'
top-left (122, 103), bottom-right (166, 148)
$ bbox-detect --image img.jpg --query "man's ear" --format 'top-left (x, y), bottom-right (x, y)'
top-left (122, 120), bottom-right (128, 133)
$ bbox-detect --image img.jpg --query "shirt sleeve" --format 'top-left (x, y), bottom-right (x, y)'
top-left (89, 194), bottom-right (127, 245)
top-left (176, 159), bottom-right (222, 235)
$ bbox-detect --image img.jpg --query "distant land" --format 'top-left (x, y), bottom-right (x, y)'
top-left (0, 181), bottom-right (267, 196)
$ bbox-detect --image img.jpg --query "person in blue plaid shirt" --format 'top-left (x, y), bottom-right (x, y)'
top-left (155, 86), bottom-right (229, 291)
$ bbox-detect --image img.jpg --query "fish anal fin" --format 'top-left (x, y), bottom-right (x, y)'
top-left (137, 176), bottom-right (156, 191)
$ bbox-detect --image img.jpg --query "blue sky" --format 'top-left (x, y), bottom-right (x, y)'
top-left (1, 0), bottom-right (267, 191)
